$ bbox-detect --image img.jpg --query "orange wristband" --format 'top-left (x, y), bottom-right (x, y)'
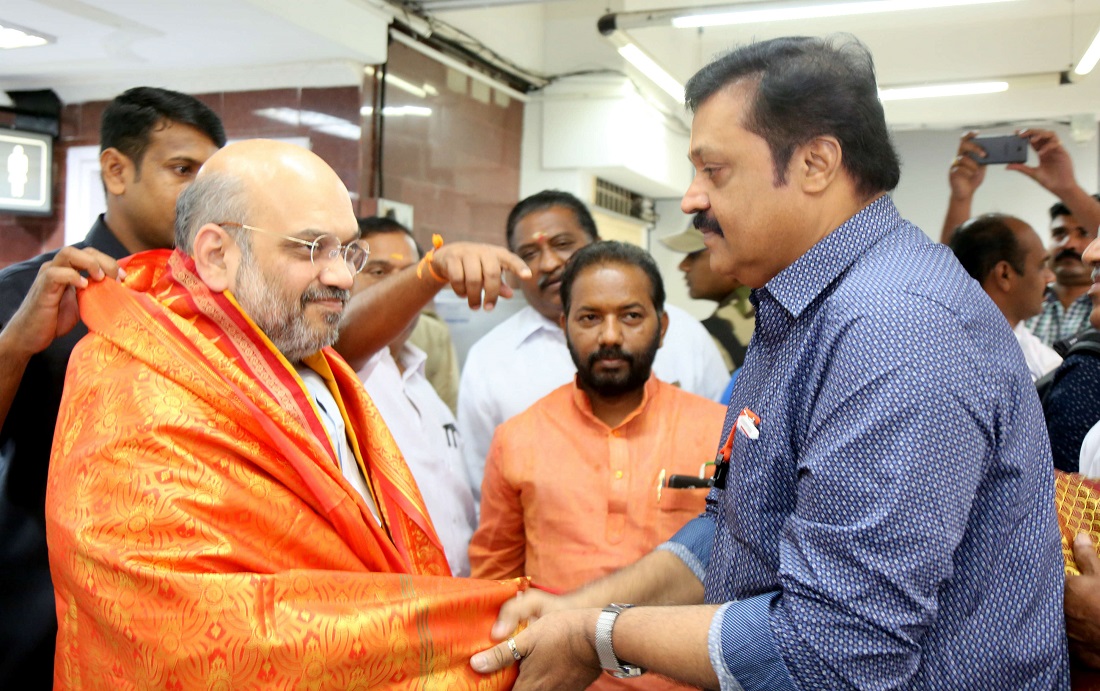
top-left (416, 234), bottom-right (446, 283)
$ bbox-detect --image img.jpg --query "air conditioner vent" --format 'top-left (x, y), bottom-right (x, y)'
top-left (593, 177), bottom-right (656, 222)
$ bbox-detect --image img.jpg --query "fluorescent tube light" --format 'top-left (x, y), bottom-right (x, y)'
top-left (877, 80), bottom-right (1008, 101)
top-left (673, 0), bottom-right (1022, 29)
top-left (617, 43), bottom-right (685, 102)
top-left (1075, 26), bottom-right (1100, 76)
top-left (0, 21), bottom-right (53, 49)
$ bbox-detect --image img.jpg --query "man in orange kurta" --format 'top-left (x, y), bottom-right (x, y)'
top-left (469, 241), bottom-right (725, 691)
top-left (45, 139), bottom-right (524, 690)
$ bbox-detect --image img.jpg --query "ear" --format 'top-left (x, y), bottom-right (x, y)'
top-left (657, 309), bottom-right (670, 348)
top-left (797, 136), bottom-right (843, 194)
top-left (99, 147), bottom-right (133, 197)
top-left (990, 260), bottom-right (1016, 293)
top-left (559, 311), bottom-right (567, 330)
top-left (192, 223), bottom-right (238, 293)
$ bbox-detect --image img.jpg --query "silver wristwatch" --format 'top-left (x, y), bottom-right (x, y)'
top-left (594, 603), bottom-right (645, 678)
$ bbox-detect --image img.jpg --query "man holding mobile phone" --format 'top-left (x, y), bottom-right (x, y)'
top-left (941, 128), bottom-right (1100, 346)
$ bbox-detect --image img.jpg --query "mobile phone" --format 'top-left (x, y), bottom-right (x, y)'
top-left (968, 134), bottom-right (1029, 165)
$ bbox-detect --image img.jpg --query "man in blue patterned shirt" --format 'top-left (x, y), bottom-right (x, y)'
top-left (472, 35), bottom-right (1069, 690)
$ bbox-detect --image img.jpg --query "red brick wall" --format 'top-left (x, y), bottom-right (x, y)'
top-left (378, 41), bottom-right (523, 249)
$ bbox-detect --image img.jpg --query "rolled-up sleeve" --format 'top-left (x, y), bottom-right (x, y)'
top-left (708, 594), bottom-right (797, 691)
top-left (659, 491), bottom-right (719, 581)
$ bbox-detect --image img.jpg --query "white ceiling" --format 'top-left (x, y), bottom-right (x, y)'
top-left (4, 0), bottom-right (1100, 133)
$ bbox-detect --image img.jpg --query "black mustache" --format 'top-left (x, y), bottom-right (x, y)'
top-left (587, 346), bottom-right (634, 367)
top-left (1055, 249), bottom-right (1083, 263)
top-left (538, 270), bottom-right (563, 292)
top-left (693, 212), bottom-right (723, 235)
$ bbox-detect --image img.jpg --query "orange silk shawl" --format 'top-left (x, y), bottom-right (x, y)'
top-left (46, 249), bottom-right (524, 690)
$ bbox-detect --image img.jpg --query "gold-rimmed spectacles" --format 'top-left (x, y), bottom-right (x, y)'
top-left (218, 222), bottom-right (370, 275)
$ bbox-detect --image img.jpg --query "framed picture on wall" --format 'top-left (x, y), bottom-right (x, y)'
top-left (0, 128), bottom-right (52, 216)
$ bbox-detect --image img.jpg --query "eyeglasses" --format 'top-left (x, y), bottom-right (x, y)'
top-left (218, 222), bottom-right (370, 275)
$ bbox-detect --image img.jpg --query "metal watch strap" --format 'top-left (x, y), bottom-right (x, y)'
top-left (594, 603), bottom-right (645, 678)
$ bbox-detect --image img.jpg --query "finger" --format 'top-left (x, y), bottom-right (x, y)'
top-left (1006, 164), bottom-right (1038, 180)
top-left (1026, 132), bottom-right (1056, 151)
top-left (951, 156), bottom-right (980, 174)
top-left (499, 249), bottom-right (532, 281)
top-left (470, 638), bottom-right (520, 674)
top-left (441, 254), bottom-right (467, 298)
top-left (1074, 532), bottom-right (1100, 576)
top-left (480, 258), bottom-right (504, 312)
top-left (1035, 140), bottom-right (1064, 158)
top-left (51, 246), bottom-right (122, 281)
top-left (492, 590), bottom-right (529, 640)
top-left (957, 140), bottom-right (985, 157)
top-left (36, 266), bottom-right (91, 295)
top-left (1018, 127), bottom-right (1052, 140)
top-left (461, 257), bottom-right (485, 310)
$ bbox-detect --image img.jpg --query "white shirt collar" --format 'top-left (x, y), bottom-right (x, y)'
top-left (509, 305), bottom-right (564, 349)
top-left (392, 342), bottom-right (428, 381)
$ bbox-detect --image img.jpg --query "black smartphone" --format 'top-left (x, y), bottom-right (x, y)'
top-left (968, 134), bottom-right (1029, 165)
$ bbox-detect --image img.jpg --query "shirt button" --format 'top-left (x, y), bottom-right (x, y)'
top-left (614, 470), bottom-right (624, 479)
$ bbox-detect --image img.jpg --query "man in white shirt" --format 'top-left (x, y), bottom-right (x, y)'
top-left (948, 213), bottom-right (1062, 380)
top-left (458, 190), bottom-right (728, 503)
top-left (353, 217), bottom-right (477, 576)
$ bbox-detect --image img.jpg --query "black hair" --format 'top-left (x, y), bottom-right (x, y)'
top-left (100, 87), bottom-right (226, 176)
top-left (357, 215), bottom-right (423, 258)
top-left (505, 190), bottom-right (600, 251)
top-left (684, 35), bottom-right (900, 199)
top-left (1050, 194), bottom-right (1100, 221)
top-left (949, 213), bottom-right (1027, 282)
top-left (559, 240), bottom-right (665, 317)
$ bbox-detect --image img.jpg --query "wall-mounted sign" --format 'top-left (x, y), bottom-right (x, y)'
top-left (0, 129), bottom-right (52, 215)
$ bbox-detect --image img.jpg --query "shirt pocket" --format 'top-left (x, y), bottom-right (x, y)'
top-left (656, 487), bottom-right (709, 541)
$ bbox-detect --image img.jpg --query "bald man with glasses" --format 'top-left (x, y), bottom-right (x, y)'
top-left (44, 139), bottom-right (529, 690)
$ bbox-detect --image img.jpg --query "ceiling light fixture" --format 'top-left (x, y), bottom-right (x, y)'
top-left (601, 29), bottom-right (685, 102)
top-left (600, 0), bottom-right (1023, 33)
top-left (1075, 25), bottom-right (1100, 76)
top-left (878, 80), bottom-right (1009, 101)
top-left (617, 43), bottom-right (685, 102)
top-left (672, 0), bottom-right (1024, 29)
top-left (0, 21), bottom-right (53, 50)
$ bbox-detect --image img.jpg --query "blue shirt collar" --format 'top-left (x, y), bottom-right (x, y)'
top-left (760, 195), bottom-right (901, 320)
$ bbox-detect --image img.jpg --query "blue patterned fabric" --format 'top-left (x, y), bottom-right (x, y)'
top-left (666, 196), bottom-right (1069, 690)
top-left (1042, 349), bottom-right (1100, 473)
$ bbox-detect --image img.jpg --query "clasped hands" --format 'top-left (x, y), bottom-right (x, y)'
top-left (470, 589), bottom-right (604, 691)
